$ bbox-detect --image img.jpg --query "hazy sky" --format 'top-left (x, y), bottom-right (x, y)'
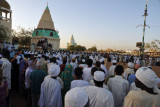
top-left (7, 0), bottom-right (160, 50)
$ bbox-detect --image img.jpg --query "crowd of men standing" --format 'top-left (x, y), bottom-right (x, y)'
top-left (0, 47), bottom-right (160, 107)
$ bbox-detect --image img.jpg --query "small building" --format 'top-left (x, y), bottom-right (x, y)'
top-left (0, 0), bottom-right (12, 43)
top-left (31, 5), bottom-right (60, 51)
top-left (67, 34), bottom-right (77, 47)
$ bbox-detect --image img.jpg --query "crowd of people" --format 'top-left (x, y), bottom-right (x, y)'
top-left (0, 47), bottom-right (160, 107)
top-left (37, 38), bottom-right (52, 51)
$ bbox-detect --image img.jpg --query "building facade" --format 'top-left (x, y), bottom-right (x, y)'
top-left (0, 0), bottom-right (12, 43)
top-left (31, 5), bottom-right (60, 51)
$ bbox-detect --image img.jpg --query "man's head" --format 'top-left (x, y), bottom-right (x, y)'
top-left (135, 67), bottom-right (160, 94)
top-left (50, 57), bottom-right (56, 63)
top-left (96, 61), bottom-right (101, 68)
top-left (100, 58), bottom-right (104, 64)
top-left (2, 49), bottom-right (10, 60)
top-left (74, 67), bottom-right (83, 80)
top-left (86, 59), bottom-right (93, 67)
top-left (115, 65), bottom-right (124, 76)
top-left (48, 64), bottom-right (60, 77)
top-left (94, 71), bottom-right (105, 87)
top-left (112, 60), bottom-right (117, 65)
top-left (36, 61), bottom-right (43, 69)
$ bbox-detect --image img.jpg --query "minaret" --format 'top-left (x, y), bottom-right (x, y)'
top-left (31, 4), bottom-right (60, 51)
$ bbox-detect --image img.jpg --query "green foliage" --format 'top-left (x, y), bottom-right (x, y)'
top-left (145, 39), bottom-right (160, 52)
top-left (0, 22), bottom-right (9, 42)
top-left (67, 45), bottom-right (86, 51)
top-left (88, 46), bottom-right (97, 52)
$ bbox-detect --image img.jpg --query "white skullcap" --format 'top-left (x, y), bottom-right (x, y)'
top-left (82, 59), bottom-right (85, 63)
top-left (94, 71), bottom-right (105, 81)
top-left (65, 87), bottom-right (88, 107)
top-left (112, 60), bottom-right (117, 64)
top-left (128, 62), bottom-right (134, 69)
top-left (100, 58), bottom-right (104, 63)
top-left (136, 67), bottom-right (160, 94)
top-left (0, 54), bottom-right (2, 57)
top-left (48, 64), bottom-right (60, 77)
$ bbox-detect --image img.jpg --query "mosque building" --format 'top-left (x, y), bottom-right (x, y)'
top-left (0, 0), bottom-right (12, 43)
top-left (31, 5), bottom-right (60, 51)
top-left (67, 34), bottom-right (77, 47)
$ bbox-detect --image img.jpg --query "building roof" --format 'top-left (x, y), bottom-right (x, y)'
top-left (37, 6), bottom-right (55, 30)
top-left (68, 34), bottom-right (77, 46)
top-left (0, 0), bottom-right (10, 10)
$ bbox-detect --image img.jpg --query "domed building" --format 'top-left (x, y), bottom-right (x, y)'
top-left (67, 34), bottom-right (77, 47)
top-left (0, 0), bottom-right (12, 43)
top-left (31, 5), bottom-right (60, 51)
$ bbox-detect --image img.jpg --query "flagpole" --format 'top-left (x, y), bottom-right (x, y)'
top-left (140, 0), bottom-right (149, 65)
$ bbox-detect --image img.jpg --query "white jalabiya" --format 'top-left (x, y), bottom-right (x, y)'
top-left (83, 86), bottom-right (114, 107)
top-left (90, 80), bottom-right (108, 89)
top-left (82, 67), bottom-right (93, 82)
top-left (130, 82), bottom-right (141, 91)
top-left (100, 64), bottom-right (108, 77)
top-left (70, 80), bottom-right (90, 89)
top-left (107, 76), bottom-right (129, 107)
top-left (45, 75), bottom-right (64, 89)
top-left (108, 65), bottom-right (116, 76)
top-left (124, 90), bottom-right (160, 107)
top-left (123, 68), bottom-right (134, 80)
top-left (39, 76), bottom-right (62, 107)
top-left (70, 62), bottom-right (77, 76)
top-left (1, 58), bottom-right (11, 89)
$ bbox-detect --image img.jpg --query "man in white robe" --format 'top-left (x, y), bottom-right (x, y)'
top-left (39, 64), bottom-right (62, 107)
top-left (70, 58), bottom-right (77, 76)
top-left (108, 60), bottom-right (117, 77)
top-left (70, 67), bottom-right (89, 89)
top-left (124, 67), bottom-right (160, 107)
top-left (83, 71), bottom-right (114, 107)
top-left (108, 65), bottom-right (129, 107)
top-left (100, 58), bottom-right (108, 77)
top-left (82, 59), bottom-right (93, 82)
top-left (123, 62), bottom-right (134, 80)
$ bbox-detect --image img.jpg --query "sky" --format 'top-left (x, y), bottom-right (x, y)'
top-left (7, 0), bottom-right (160, 50)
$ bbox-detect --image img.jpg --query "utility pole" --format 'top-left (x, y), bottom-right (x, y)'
top-left (137, 0), bottom-right (149, 66)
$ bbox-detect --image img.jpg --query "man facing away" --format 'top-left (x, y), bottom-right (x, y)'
top-left (83, 71), bottom-right (114, 107)
top-left (30, 61), bottom-right (47, 107)
top-left (107, 65), bottom-right (129, 107)
top-left (39, 64), bottom-right (62, 107)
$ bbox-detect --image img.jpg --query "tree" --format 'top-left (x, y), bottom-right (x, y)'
top-left (145, 39), bottom-right (160, 52)
top-left (88, 46), bottom-right (97, 52)
top-left (12, 27), bottom-right (33, 47)
top-left (74, 45), bottom-right (86, 51)
top-left (0, 22), bottom-right (9, 42)
top-left (67, 45), bottom-right (86, 51)
top-left (67, 45), bottom-right (75, 51)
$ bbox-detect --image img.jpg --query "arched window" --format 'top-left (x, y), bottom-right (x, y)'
top-left (36, 31), bottom-right (39, 36)
top-left (50, 32), bottom-right (53, 36)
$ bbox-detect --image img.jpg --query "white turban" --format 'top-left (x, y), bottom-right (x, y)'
top-left (135, 67), bottom-right (160, 94)
top-left (82, 59), bottom-right (85, 63)
top-left (48, 64), bottom-right (60, 77)
top-left (112, 60), bottom-right (117, 64)
top-left (65, 87), bottom-right (88, 107)
top-left (94, 71), bottom-right (105, 81)
top-left (128, 62), bottom-right (134, 69)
